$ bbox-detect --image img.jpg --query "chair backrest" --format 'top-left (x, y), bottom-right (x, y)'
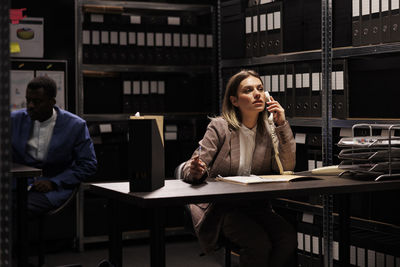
top-left (174, 162), bottom-right (186, 180)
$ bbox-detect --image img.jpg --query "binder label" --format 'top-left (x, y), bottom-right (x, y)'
top-left (267, 13), bottom-right (274, 31)
top-left (173, 33), bottom-right (181, 47)
top-left (382, 0), bottom-right (389, 11)
top-left (156, 33), bottom-right (163, 47)
top-left (260, 14), bottom-right (266, 31)
top-left (128, 32), bottom-right (136, 45)
top-left (137, 32), bottom-right (145, 46)
top-left (272, 75), bottom-right (279, 92)
top-left (392, 0), bottom-right (400, 10)
top-left (133, 81), bottom-right (141, 95)
top-left (164, 33), bottom-right (172, 47)
top-left (82, 30), bottom-right (90, 45)
top-left (92, 31), bottom-right (100, 45)
top-left (123, 81), bottom-right (131, 95)
top-left (198, 34), bottom-right (205, 48)
top-left (101, 31), bottom-right (109, 44)
top-left (362, 0), bottom-right (370, 15)
top-left (147, 32), bottom-right (155, 46)
top-left (274, 11), bottom-right (281, 29)
top-left (130, 15), bottom-right (141, 24)
top-left (352, 0), bottom-right (360, 17)
top-left (286, 74), bottom-right (293, 88)
top-left (206, 34), bottom-right (213, 48)
top-left (312, 73), bottom-right (320, 91)
top-left (120, 32), bottom-right (127, 46)
top-left (90, 14), bottom-right (104, 23)
top-left (279, 75), bottom-right (285, 92)
top-left (190, 33), bottom-right (198, 48)
top-left (110, 31), bottom-right (118, 44)
top-left (158, 81), bottom-right (165, 94)
top-left (150, 81), bottom-right (158, 94)
top-left (253, 16), bottom-right (258, 32)
top-left (302, 73), bottom-right (310, 88)
top-left (372, 0), bottom-right (379, 13)
top-left (245, 17), bottom-right (252, 34)
top-left (182, 34), bottom-right (189, 47)
top-left (141, 81), bottom-right (150, 95)
top-left (167, 16), bottom-right (181, 25)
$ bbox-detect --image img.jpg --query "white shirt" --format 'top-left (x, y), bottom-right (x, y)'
top-left (237, 124), bottom-right (257, 176)
top-left (27, 108), bottom-right (57, 161)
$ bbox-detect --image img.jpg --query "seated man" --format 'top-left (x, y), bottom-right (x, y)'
top-left (11, 76), bottom-right (97, 217)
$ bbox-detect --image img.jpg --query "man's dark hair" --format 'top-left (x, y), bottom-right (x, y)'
top-left (27, 76), bottom-right (57, 98)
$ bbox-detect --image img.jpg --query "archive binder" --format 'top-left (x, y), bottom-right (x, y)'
top-left (258, 3), bottom-right (268, 57)
top-left (352, 0), bottom-right (361, 46)
top-left (390, 0), bottom-right (400, 42)
top-left (123, 80), bottom-right (132, 113)
top-left (360, 0), bottom-right (372, 45)
top-left (267, 3), bottom-right (282, 54)
top-left (382, 0), bottom-right (390, 43)
top-left (310, 62), bottom-right (321, 118)
top-left (285, 63), bottom-right (295, 118)
top-left (332, 60), bottom-right (348, 119)
top-left (245, 7), bottom-right (253, 57)
top-left (294, 63), bottom-right (311, 117)
top-left (370, 0), bottom-right (381, 45)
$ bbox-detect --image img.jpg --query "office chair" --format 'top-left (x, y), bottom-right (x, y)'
top-left (174, 162), bottom-right (237, 267)
top-left (37, 185), bottom-right (81, 267)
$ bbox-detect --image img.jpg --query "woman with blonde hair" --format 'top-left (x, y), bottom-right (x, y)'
top-left (182, 69), bottom-right (297, 267)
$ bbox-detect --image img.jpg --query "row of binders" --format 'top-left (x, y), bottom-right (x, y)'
top-left (83, 73), bottom-right (213, 115)
top-left (245, 1), bottom-right (283, 57)
top-left (352, 0), bottom-right (400, 46)
top-left (223, 59), bottom-right (348, 118)
top-left (82, 12), bottom-right (213, 65)
top-left (82, 30), bottom-right (214, 65)
top-left (122, 80), bottom-right (165, 114)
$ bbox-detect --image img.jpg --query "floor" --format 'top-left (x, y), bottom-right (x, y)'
top-left (32, 236), bottom-right (240, 267)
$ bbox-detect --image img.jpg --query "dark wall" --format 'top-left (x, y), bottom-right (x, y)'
top-left (11, 0), bottom-right (76, 112)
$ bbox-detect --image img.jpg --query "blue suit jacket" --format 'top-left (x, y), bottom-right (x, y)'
top-left (11, 106), bottom-right (97, 207)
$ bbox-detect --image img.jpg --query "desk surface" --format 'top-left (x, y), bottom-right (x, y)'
top-left (90, 176), bottom-right (400, 207)
top-left (11, 163), bottom-right (42, 178)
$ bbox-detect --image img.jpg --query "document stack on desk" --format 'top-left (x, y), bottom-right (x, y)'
top-left (337, 124), bottom-right (400, 181)
top-left (216, 174), bottom-right (320, 185)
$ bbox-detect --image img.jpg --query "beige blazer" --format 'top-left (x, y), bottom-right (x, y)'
top-left (182, 117), bottom-right (296, 252)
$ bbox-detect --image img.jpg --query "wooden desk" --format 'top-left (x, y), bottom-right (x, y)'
top-left (90, 176), bottom-right (400, 267)
top-left (11, 163), bottom-right (42, 267)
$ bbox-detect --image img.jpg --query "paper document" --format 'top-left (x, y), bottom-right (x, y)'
top-left (216, 175), bottom-right (320, 185)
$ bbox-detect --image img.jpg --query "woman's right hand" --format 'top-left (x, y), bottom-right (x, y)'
top-left (189, 156), bottom-right (207, 180)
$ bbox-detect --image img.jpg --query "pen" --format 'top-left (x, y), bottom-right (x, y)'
top-left (198, 145), bottom-right (202, 158)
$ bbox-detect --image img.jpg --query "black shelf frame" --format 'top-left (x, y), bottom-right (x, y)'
top-left (82, 64), bottom-right (214, 74)
top-left (221, 43), bottom-right (400, 68)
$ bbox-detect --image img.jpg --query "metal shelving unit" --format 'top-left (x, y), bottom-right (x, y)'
top-left (75, 0), bottom-right (216, 116)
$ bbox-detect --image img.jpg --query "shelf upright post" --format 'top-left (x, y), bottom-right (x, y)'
top-left (75, 0), bottom-right (84, 116)
top-left (216, 0), bottom-right (223, 114)
top-left (321, 0), bottom-right (334, 267)
top-left (0, 0), bottom-right (12, 265)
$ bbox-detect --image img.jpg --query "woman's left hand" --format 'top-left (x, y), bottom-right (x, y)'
top-left (266, 96), bottom-right (286, 126)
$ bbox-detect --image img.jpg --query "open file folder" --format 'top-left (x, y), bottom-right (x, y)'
top-left (216, 174), bottom-right (320, 185)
